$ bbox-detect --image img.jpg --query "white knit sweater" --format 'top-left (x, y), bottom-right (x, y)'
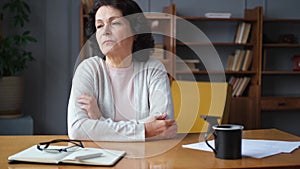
top-left (67, 56), bottom-right (174, 142)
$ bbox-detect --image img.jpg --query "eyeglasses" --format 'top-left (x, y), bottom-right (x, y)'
top-left (37, 139), bottom-right (84, 153)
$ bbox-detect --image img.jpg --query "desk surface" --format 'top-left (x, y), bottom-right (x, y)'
top-left (1, 129), bottom-right (300, 169)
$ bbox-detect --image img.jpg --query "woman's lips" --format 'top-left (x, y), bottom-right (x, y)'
top-left (103, 40), bottom-right (115, 45)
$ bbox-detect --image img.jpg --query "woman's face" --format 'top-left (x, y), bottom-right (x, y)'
top-left (95, 6), bottom-right (134, 57)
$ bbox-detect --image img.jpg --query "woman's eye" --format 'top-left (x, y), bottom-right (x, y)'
top-left (112, 21), bottom-right (121, 26)
top-left (96, 25), bottom-right (103, 29)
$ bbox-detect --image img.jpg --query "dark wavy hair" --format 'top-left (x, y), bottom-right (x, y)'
top-left (86, 0), bottom-right (154, 62)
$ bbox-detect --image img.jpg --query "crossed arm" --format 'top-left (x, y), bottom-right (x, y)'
top-left (68, 59), bottom-right (177, 141)
top-left (77, 93), bottom-right (177, 140)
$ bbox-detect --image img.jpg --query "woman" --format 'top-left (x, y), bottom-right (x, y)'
top-left (68, 0), bottom-right (177, 141)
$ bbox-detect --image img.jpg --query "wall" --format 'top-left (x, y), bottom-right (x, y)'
top-left (0, 0), bottom-right (80, 134)
top-left (1, 0), bottom-right (300, 135)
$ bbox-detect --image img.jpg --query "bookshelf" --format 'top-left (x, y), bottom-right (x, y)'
top-left (175, 7), bottom-right (262, 129)
top-left (261, 18), bottom-right (300, 112)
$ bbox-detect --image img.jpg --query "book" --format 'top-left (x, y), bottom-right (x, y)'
top-left (226, 54), bottom-right (234, 70)
top-left (241, 50), bottom-right (253, 71)
top-left (234, 22), bottom-right (251, 44)
top-left (228, 49), bottom-right (251, 71)
top-left (8, 145), bottom-right (126, 166)
top-left (234, 50), bottom-right (245, 71)
top-left (229, 76), bottom-right (251, 97)
top-left (241, 23), bottom-right (252, 44)
top-left (293, 55), bottom-right (300, 71)
top-left (232, 77), bottom-right (243, 96)
top-left (234, 22), bottom-right (245, 44)
top-left (228, 76), bottom-right (235, 85)
top-left (231, 50), bottom-right (241, 71)
top-left (235, 77), bottom-right (251, 97)
top-left (229, 76), bottom-right (237, 91)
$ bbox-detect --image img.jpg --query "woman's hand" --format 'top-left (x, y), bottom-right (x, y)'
top-left (77, 93), bottom-right (101, 120)
top-left (145, 113), bottom-right (177, 139)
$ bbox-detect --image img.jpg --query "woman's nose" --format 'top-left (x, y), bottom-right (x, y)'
top-left (102, 24), bottom-right (111, 35)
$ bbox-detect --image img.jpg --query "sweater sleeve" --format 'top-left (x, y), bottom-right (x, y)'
top-left (67, 58), bottom-right (145, 142)
top-left (136, 57), bottom-right (174, 123)
top-left (148, 60), bottom-right (174, 120)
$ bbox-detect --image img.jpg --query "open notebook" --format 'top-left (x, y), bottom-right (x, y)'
top-left (8, 145), bottom-right (126, 166)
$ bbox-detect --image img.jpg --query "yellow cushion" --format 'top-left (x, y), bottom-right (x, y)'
top-left (171, 80), bottom-right (228, 133)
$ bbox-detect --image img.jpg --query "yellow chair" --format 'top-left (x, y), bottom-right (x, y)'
top-left (171, 80), bottom-right (232, 133)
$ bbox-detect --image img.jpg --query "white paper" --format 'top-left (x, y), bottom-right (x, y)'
top-left (182, 139), bottom-right (300, 158)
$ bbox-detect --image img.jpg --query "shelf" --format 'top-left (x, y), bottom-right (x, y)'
top-left (225, 70), bottom-right (257, 75)
top-left (178, 16), bottom-right (256, 22)
top-left (263, 43), bottom-right (300, 48)
top-left (176, 70), bottom-right (256, 75)
top-left (232, 96), bottom-right (254, 100)
top-left (264, 18), bottom-right (300, 22)
top-left (262, 16), bottom-right (300, 114)
top-left (177, 42), bottom-right (254, 46)
top-left (262, 71), bottom-right (300, 75)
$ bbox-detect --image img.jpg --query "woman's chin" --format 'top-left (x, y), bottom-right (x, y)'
top-left (101, 47), bottom-right (114, 55)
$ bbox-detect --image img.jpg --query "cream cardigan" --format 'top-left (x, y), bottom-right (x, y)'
top-left (67, 56), bottom-right (174, 142)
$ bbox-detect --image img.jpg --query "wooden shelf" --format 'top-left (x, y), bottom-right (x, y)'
top-left (262, 71), bottom-right (300, 75)
top-left (177, 41), bottom-right (254, 46)
top-left (176, 70), bottom-right (256, 75)
top-left (178, 16), bottom-right (256, 22)
top-left (262, 16), bottom-right (300, 113)
top-left (263, 43), bottom-right (300, 48)
top-left (264, 18), bottom-right (300, 22)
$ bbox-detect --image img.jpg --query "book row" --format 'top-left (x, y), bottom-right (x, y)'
top-left (228, 76), bottom-right (251, 97)
top-left (227, 49), bottom-right (253, 71)
top-left (234, 22), bottom-right (252, 44)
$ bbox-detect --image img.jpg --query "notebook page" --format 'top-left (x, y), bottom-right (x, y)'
top-left (61, 148), bottom-right (126, 166)
top-left (8, 145), bottom-right (72, 164)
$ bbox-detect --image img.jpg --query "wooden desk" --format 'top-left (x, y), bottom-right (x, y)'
top-left (1, 129), bottom-right (300, 169)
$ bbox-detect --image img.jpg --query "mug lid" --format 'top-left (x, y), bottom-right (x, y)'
top-left (212, 124), bottom-right (244, 130)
